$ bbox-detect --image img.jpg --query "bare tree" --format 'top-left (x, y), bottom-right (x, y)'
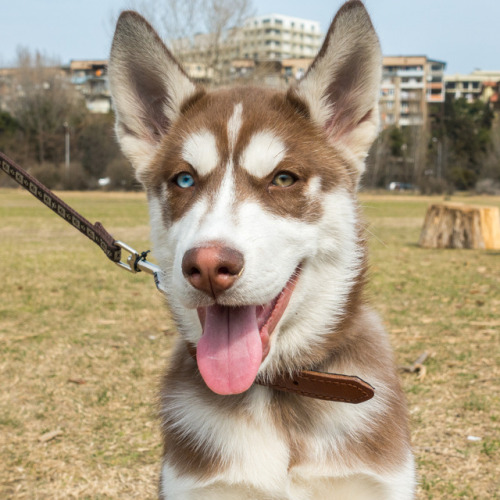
top-left (11, 48), bottom-right (85, 165)
top-left (479, 115), bottom-right (500, 186)
top-left (118, 0), bottom-right (254, 85)
top-left (203, 0), bottom-right (254, 83)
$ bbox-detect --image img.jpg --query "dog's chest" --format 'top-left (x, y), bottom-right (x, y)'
top-left (162, 383), bottom-right (365, 496)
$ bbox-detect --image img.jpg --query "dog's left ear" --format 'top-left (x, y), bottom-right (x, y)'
top-left (292, 0), bottom-right (381, 179)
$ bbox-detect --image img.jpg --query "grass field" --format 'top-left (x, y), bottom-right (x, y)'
top-left (1, 188), bottom-right (499, 499)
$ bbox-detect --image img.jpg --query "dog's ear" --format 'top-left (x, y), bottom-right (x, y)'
top-left (293, 0), bottom-right (381, 179)
top-left (108, 11), bottom-right (199, 175)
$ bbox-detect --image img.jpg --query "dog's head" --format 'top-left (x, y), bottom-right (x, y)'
top-left (109, 1), bottom-right (381, 395)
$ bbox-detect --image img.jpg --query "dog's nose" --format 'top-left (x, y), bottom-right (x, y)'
top-left (182, 244), bottom-right (244, 298)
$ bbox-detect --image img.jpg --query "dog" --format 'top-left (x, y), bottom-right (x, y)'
top-left (108, 1), bottom-right (416, 498)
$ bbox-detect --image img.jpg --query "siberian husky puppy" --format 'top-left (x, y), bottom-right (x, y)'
top-left (108, 1), bottom-right (416, 498)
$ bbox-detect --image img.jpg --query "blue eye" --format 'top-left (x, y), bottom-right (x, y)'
top-left (174, 172), bottom-right (195, 188)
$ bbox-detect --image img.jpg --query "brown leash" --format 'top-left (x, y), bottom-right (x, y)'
top-left (0, 151), bottom-right (160, 280)
top-left (1, 151), bottom-right (375, 404)
top-left (1, 151), bottom-right (121, 262)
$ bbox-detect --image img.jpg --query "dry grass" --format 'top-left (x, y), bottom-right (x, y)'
top-left (1, 188), bottom-right (499, 499)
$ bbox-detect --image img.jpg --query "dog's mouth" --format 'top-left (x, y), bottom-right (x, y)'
top-left (196, 266), bottom-right (301, 395)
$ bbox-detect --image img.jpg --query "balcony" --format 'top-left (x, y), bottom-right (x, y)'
top-left (427, 94), bottom-right (445, 103)
top-left (399, 116), bottom-right (424, 126)
top-left (400, 91), bottom-right (422, 101)
top-left (397, 69), bottom-right (424, 77)
top-left (400, 81), bottom-right (425, 89)
top-left (427, 82), bottom-right (443, 89)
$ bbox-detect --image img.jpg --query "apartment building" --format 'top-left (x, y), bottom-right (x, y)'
top-left (241, 14), bottom-right (322, 61)
top-left (171, 13), bottom-right (322, 85)
top-left (380, 56), bottom-right (446, 129)
top-left (445, 70), bottom-right (500, 105)
top-left (0, 67), bottom-right (19, 112)
top-left (0, 62), bottom-right (110, 115)
top-left (67, 60), bottom-right (111, 113)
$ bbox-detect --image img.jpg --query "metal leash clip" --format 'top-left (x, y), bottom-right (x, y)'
top-left (114, 240), bottom-right (164, 292)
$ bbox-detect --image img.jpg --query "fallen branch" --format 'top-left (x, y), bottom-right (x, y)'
top-left (38, 429), bottom-right (63, 443)
top-left (400, 352), bottom-right (429, 381)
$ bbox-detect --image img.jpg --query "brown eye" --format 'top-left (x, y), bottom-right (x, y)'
top-left (271, 172), bottom-right (297, 187)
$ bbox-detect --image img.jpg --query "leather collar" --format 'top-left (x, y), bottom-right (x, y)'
top-left (186, 342), bottom-right (374, 404)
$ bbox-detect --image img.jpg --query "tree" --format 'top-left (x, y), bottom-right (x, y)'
top-left (77, 113), bottom-right (121, 180)
top-left (480, 117), bottom-right (500, 183)
top-left (10, 48), bottom-right (86, 166)
top-left (127, 0), bottom-right (254, 85)
top-left (365, 124), bottom-right (427, 189)
top-left (0, 110), bottom-right (20, 152)
top-left (439, 95), bottom-right (494, 190)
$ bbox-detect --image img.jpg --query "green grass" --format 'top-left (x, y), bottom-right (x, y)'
top-left (1, 189), bottom-right (499, 499)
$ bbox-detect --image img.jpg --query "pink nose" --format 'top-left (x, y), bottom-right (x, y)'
top-left (182, 244), bottom-right (244, 298)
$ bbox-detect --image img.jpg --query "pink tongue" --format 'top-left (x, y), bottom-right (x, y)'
top-left (197, 305), bottom-right (263, 395)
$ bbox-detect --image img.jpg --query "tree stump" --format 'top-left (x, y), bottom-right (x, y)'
top-left (418, 203), bottom-right (500, 249)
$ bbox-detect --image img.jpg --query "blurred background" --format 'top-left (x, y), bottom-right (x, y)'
top-left (0, 0), bottom-right (499, 194)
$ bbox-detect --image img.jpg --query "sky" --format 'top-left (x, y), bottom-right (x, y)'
top-left (1, 0), bottom-right (499, 75)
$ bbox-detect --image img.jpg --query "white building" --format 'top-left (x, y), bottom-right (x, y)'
top-left (241, 14), bottom-right (322, 61)
top-left (445, 70), bottom-right (500, 103)
top-left (380, 56), bottom-right (446, 129)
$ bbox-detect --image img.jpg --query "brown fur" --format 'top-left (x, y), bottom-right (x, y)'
top-left (108, 2), bottom-right (414, 497)
top-left (143, 88), bottom-right (356, 228)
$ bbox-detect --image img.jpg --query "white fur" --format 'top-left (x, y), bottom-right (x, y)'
top-left (306, 175), bottom-right (322, 198)
top-left (227, 103), bottom-right (243, 152)
top-left (108, 4), bottom-right (415, 499)
top-left (156, 180), bottom-right (415, 498)
top-left (240, 131), bottom-right (287, 178)
top-left (143, 74), bottom-right (414, 500)
top-left (160, 367), bottom-right (414, 500)
top-left (182, 130), bottom-right (219, 176)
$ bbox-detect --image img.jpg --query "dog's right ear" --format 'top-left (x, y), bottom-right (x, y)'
top-left (108, 11), bottom-right (199, 176)
top-left (291, 0), bottom-right (381, 182)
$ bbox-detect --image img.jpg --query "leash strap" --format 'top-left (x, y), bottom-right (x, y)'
top-left (1, 151), bottom-right (121, 263)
